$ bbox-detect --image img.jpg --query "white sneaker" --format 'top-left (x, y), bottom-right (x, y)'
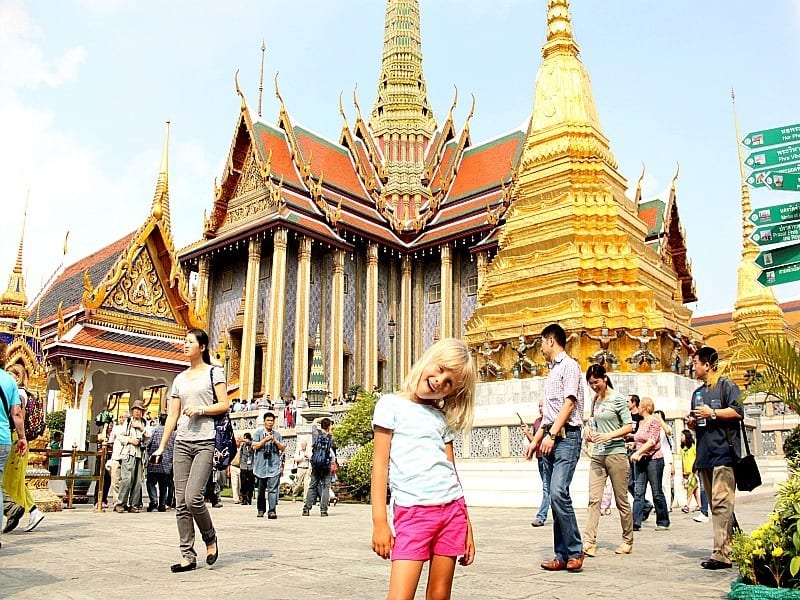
top-left (23, 508), bottom-right (45, 532)
top-left (693, 513), bottom-right (709, 523)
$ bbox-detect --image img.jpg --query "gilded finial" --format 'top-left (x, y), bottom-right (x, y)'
top-left (234, 69), bottom-right (246, 109)
top-left (448, 85), bottom-right (458, 116)
top-left (544, 0), bottom-right (579, 58)
top-left (258, 40), bottom-right (266, 118)
top-left (338, 91), bottom-right (346, 119)
top-left (670, 161), bottom-right (680, 191)
top-left (274, 71), bottom-right (284, 105)
top-left (467, 93), bottom-right (476, 122)
top-left (151, 120), bottom-right (171, 228)
top-left (63, 230), bottom-right (69, 256)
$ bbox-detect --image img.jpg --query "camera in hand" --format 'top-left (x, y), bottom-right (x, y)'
top-left (149, 454), bottom-right (162, 465)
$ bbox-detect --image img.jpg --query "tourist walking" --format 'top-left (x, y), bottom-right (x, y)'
top-left (631, 397), bottom-right (670, 531)
top-left (239, 433), bottom-right (254, 505)
top-left (114, 399), bottom-right (150, 513)
top-left (253, 412), bottom-right (285, 519)
top-left (146, 414), bottom-right (174, 512)
top-left (151, 328), bottom-right (228, 573)
top-left (525, 324), bottom-right (585, 573)
top-left (0, 345), bottom-right (27, 549)
top-left (302, 418), bottom-right (334, 516)
top-left (371, 337), bottom-right (477, 599)
top-left (582, 364), bottom-right (633, 557)
top-left (687, 346), bottom-right (743, 570)
top-left (521, 399), bottom-right (550, 528)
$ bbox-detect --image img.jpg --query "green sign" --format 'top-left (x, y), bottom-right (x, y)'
top-left (748, 201), bottom-right (800, 224)
top-left (765, 172), bottom-right (800, 192)
top-left (746, 163), bottom-right (800, 188)
top-left (742, 123), bottom-right (800, 148)
top-left (758, 262), bottom-right (800, 287)
top-left (754, 243), bottom-right (800, 269)
top-left (750, 222), bottom-right (800, 245)
top-left (745, 143), bottom-right (800, 169)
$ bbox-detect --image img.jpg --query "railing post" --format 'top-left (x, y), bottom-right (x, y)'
top-left (66, 444), bottom-right (78, 509)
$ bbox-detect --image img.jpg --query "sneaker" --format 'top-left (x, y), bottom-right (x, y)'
top-left (654, 525), bottom-right (670, 531)
top-left (23, 509), bottom-right (45, 533)
top-left (693, 513), bottom-right (709, 523)
top-left (302, 508), bottom-right (310, 516)
top-left (2, 511), bottom-right (22, 534)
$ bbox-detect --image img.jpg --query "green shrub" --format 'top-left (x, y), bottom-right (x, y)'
top-left (784, 425), bottom-right (800, 468)
top-left (731, 470), bottom-right (800, 589)
top-left (45, 410), bottom-right (66, 434)
top-left (333, 390), bottom-right (378, 448)
top-left (340, 440), bottom-right (374, 501)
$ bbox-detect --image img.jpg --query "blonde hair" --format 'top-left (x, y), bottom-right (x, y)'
top-left (639, 396), bottom-right (655, 415)
top-left (400, 338), bottom-right (476, 433)
top-left (7, 363), bottom-right (27, 387)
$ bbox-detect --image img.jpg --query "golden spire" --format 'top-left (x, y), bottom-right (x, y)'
top-left (0, 195), bottom-right (30, 320)
top-left (543, 0), bottom-right (579, 58)
top-left (151, 121), bottom-right (172, 240)
top-left (258, 40), bottom-right (266, 118)
top-left (730, 88), bottom-right (785, 354)
top-left (368, 0), bottom-right (436, 138)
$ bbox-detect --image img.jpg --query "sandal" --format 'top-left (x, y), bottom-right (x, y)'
top-left (681, 505), bottom-right (690, 513)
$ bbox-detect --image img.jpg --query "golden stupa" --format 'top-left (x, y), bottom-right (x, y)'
top-left (465, 0), bottom-right (699, 371)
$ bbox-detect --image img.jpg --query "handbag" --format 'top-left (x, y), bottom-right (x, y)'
top-left (732, 420), bottom-right (761, 492)
top-left (209, 367), bottom-right (237, 471)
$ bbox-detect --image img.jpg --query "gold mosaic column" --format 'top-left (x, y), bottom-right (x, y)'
top-left (440, 243), bottom-right (453, 339)
top-left (264, 228), bottom-right (288, 401)
top-left (239, 238), bottom-right (261, 401)
top-left (400, 255), bottom-right (412, 381)
top-left (330, 249), bottom-right (345, 397)
top-left (413, 258), bottom-right (425, 359)
top-left (292, 237), bottom-right (312, 400)
top-left (364, 242), bottom-right (379, 389)
top-left (195, 256), bottom-right (210, 318)
top-left (476, 251), bottom-right (488, 303)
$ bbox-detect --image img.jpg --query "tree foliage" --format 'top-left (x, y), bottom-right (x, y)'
top-left (340, 440), bottom-right (374, 500)
top-left (45, 410), bottom-right (66, 434)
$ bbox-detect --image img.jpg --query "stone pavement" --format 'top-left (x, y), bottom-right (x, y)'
top-left (0, 486), bottom-right (778, 600)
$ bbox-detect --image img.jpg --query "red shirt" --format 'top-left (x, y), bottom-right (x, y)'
top-left (633, 417), bottom-right (663, 459)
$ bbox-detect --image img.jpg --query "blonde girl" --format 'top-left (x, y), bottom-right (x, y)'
top-left (371, 338), bottom-right (477, 600)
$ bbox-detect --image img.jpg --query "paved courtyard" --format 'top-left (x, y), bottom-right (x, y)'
top-left (0, 486), bottom-right (777, 599)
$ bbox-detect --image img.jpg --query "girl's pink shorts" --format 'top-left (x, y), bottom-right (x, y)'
top-left (391, 497), bottom-right (467, 561)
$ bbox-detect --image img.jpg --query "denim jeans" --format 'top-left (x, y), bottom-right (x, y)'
top-left (628, 449), bottom-right (652, 514)
top-left (536, 456), bottom-right (552, 522)
top-left (633, 457), bottom-right (670, 527)
top-left (256, 475), bottom-right (280, 514)
top-left (304, 468), bottom-right (332, 513)
top-left (542, 429), bottom-right (582, 561)
top-left (698, 474), bottom-right (709, 516)
top-left (0, 444), bottom-right (10, 545)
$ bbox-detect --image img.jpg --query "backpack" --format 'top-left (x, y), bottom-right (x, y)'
top-left (24, 390), bottom-right (46, 441)
top-left (310, 432), bottom-right (333, 473)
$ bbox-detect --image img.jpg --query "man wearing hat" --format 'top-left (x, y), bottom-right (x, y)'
top-left (114, 399), bottom-right (151, 513)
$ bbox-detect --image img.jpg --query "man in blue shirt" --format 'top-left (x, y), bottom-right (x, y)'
top-left (252, 412), bottom-right (285, 519)
top-left (0, 362), bottom-right (27, 548)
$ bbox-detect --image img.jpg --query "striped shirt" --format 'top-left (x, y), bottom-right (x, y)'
top-left (542, 351), bottom-right (585, 428)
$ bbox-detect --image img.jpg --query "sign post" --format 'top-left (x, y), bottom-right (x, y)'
top-left (745, 143), bottom-right (800, 169)
top-left (757, 263), bottom-right (800, 287)
top-left (742, 123), bottom-right (800, 148)
top-left (748, 201), bottom-right (800, 225)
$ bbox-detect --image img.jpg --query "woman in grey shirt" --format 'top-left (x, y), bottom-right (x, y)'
top-left (153, 328), bottom-right (228, 573)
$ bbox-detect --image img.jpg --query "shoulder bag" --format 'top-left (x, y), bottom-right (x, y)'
top-left (732, 420), bottom-right (761, 492)
top-left (210, 367), bottom-right (237, 471)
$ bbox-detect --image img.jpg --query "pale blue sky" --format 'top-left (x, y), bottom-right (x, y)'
top-left (2, 0), bottom-right (800, 316)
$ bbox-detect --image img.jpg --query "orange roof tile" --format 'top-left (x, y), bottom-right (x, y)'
top-left (294, 127), bottom-right (368, 199)
top-left (447, 132), bottom-right (524, 200)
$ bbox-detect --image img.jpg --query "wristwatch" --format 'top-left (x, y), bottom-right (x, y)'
top-left (710, 409), bottom-right (717, 420)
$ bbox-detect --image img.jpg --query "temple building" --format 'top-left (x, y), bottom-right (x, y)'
top-left (177, 0), bottom-right (700, 402)
top-left (21, 124), bottom-right (201, 450)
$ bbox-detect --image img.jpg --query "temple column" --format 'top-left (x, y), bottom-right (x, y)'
top-left (440, 243), bottom-right (453, 339)
top-left (400, 256), bottom-right (413, 379)
top-left (330, 249), bottom-right (345, 397)
top-left (413, 259), bottom-right (425, 358)
top-left (239, 238), bottom-right (261, 401)
top-left (195, 256), bottom-right (210, 318)
top-left (264, 228), bottom-right (288, 401)
top-left (476, 251), bottom-right (489, 304)
top-left (364, 243), bottom-right (379, 389)
top-left (293, 237), bottom-right (312, 400)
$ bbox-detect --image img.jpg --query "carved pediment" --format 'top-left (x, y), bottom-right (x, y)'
top-left (100, 246), bottom-right (176, 322)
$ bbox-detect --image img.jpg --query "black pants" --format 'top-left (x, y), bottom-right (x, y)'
top-left (240, 470), bottom-right (255, 504)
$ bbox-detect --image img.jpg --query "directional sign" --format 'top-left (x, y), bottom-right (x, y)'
top-left (746, 163), bottom-right (800, 188)
top-left (750, 222), bottom-right (800, 245)
top-left (742, 123), bottom-right (800, 148)
top-left (755, 243), bottom-right (800, 269)
top-left (758, 262), bottom-right (800, 287)
top-left (765, 172), bottom-right (800, 192)
top-left (745, 143), bottom-right (800, 169)
top-left (748, 201), bottom-right (800, 225)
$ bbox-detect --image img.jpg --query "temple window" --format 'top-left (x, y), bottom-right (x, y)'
top-left (428, 283), bottom-right (441, 304)
top-left (466, 276), bottom-right (478, 296)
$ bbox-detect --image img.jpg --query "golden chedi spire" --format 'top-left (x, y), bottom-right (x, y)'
top-left (0, 196), bottom-right (30, 321)
top-left (151, 121), bottom-right (173, 242)
top-left (466, 0), bottom-right (697, 365)
top-left (369, 0), bottom-right (436, 230)
top-left (729, 90), bottom-right (786, 381)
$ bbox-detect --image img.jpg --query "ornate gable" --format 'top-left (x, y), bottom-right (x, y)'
top-left (99, 245), bottom-right (177, 323)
